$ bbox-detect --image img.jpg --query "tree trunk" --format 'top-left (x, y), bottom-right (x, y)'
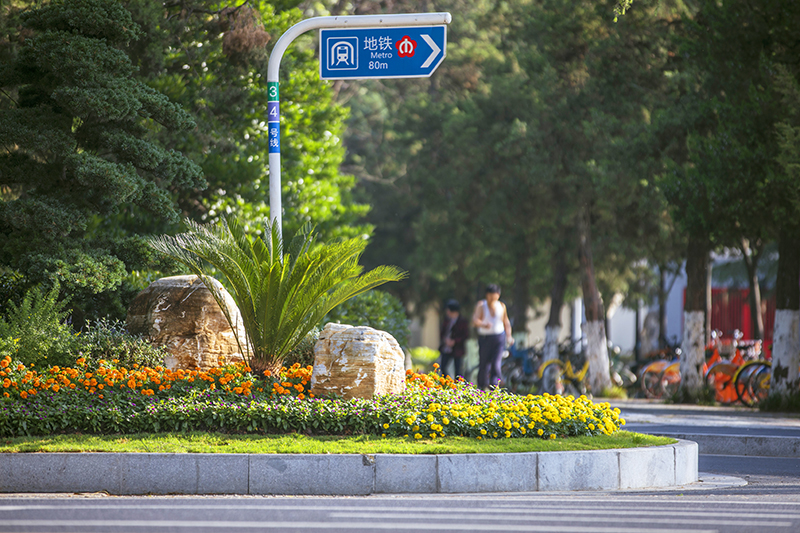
top-left (740, 238), bottom-right (764, 340)
top-left (681, 235), bottom-right (709, 396)
top-left (544, 246), bottom-right (568, 362)
top-left (511, 248), bottom-right (530, 336)
top-left (771, 227), bottom-right (800, 395)
top-left (577, 209), bottom-right (612, 393)
top-left (657, 264), bottom-right (679, 348)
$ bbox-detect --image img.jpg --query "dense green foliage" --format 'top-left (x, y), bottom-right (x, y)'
top-left (126, 0), bottom-right (370, 242)
top-left (0, 283), bottom-right (76, 368)
top-left (323, 290), bottom-right (410, 348)
top-left (149, 217), bottom-right (406, 373)
top-left (0, 0), bottom-right (204, 320)
top-left (73, 318), bottom-right (170, 370)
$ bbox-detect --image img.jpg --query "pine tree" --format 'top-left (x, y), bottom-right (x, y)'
top-left (0, 0), bottom-right (205, 317)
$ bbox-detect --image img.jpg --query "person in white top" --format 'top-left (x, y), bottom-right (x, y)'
top-left (472, 284), bottom-right (513, 390)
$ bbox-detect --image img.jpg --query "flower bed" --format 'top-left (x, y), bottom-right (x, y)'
top-left (0, 355), bottom-right (624, 439)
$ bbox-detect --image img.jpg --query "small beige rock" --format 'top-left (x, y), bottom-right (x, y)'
top-left (127, 275), bottom-right (249, 370)
top-left (311, 323), bottom-right (406, 400)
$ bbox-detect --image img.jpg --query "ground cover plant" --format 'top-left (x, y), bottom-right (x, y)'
top-left (0, 356), bottom-right (626, 441)
top-left (0, 432), bottom-right (673, 454)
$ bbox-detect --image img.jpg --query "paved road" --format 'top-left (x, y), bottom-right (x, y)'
top-left (1, 489), bottom-right (800, 533)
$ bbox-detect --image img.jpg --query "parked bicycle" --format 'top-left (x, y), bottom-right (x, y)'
top-left (638, 346), bottom-right (681, 399)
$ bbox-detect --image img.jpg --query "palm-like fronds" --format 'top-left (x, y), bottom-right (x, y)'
top-left (149, 218), bottom-right (407, 373)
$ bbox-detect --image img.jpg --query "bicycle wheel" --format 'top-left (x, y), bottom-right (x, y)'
top-left (704, 361), bottom-right (739, 405)
top-left (538, 359), bottom-right (564, 395)
top-left (502, 360), bottom-right (526, 394)
top-left (640, 360), bottom-right (669, 399)
top-left (733, 360), bottom-right (771, 407)
top-left (748, 363), bottom-right (772, 405)
top-left (659, 361), bottom-right (681, 398)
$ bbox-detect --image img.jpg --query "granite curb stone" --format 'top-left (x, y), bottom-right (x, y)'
top-left (645, 432), bottom-right (800, 457)
top-left (0, 440), bottom-right (697, 495)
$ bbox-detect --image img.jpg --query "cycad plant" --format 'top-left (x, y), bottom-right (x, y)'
top-left (149, 218), bottom-right (406, 375)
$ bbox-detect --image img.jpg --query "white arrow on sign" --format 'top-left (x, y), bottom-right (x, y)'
top-left (420, 34), bottom-right (441, 69)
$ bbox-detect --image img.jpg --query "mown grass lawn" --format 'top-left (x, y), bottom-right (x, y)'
top-left (0, 430), bottom-right (675, 454)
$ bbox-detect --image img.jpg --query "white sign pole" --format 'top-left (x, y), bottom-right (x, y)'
top-left (267, 12), bottom-right (452, 239)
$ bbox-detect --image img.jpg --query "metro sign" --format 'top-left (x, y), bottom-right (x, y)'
top-left (320, 25), bottom-right (446, 80)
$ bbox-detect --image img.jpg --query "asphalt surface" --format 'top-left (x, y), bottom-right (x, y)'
top-left (610, 398), bottom-right (800, 456)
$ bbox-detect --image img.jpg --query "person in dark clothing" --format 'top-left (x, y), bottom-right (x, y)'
top-left (439, 299), bottom-right (470, 379)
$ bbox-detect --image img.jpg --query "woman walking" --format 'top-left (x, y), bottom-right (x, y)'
top-left (472, 284), bottom-right (513, 390)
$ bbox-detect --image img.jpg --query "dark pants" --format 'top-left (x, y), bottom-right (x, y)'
top-left (478, 332), bottom-right (505, 389)
top-left (440, 351), bottom-right (463, 379)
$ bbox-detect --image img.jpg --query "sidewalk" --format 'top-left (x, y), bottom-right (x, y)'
top-left (608, 397), bottom-right (800, 457)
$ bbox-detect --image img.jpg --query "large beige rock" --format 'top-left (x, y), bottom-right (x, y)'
top-left (126, 275), bottom-right (249, 370)
top-left (311, 323), bottom-right (406, 400)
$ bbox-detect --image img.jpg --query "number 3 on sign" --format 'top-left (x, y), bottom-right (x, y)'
top-left (268, 83), bottom-right (279, 100)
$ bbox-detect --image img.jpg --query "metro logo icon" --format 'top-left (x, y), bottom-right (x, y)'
top-left (396, 36), bottom-right (417, 57)
top-left (327, 37), bottom-right (358, 70)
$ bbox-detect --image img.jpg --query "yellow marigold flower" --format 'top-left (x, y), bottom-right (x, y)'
top-left (550, 434), bottom-right (556, 440)
top-left (537, 429), bottom-right (544, 436)
top-left (383, 423), bottom-right (390, 429)
top-left (414, 433), bottom-right (422, 439)
top-left (480, 429), bottom-right (487, 435)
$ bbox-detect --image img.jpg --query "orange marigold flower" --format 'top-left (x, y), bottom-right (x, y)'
top-left (52, 385), bottom-right (60, 392)
top-left (20, 391), bottom-right (27, 399)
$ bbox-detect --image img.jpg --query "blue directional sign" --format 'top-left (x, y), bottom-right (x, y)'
top-left (320, 26), bottom-right (446, 80)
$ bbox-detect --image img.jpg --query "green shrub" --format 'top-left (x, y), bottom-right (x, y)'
top-left (323, 290), bottom-right (410, 347)
top-left (283, 327), bottom-right (319, 369)
top-left (0, 271), bottom-right (27, 315)
top-left (73, 318), bottom-right (169, 369)
top-left (0, 336), bottom-right (19, 358)
top-left (0, 284), bottom-right (77, 368)
top-left (759, 391), bottom-right (800, 413)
